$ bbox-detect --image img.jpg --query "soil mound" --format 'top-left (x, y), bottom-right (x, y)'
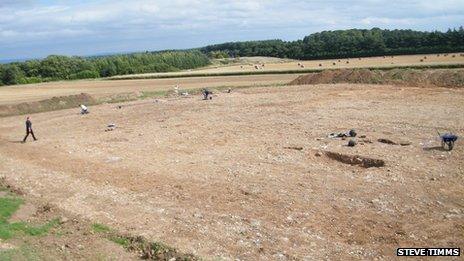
top-left (289, 68), bottom-right (464, 88)
top-left (0, 93), bottom-right (95, 117)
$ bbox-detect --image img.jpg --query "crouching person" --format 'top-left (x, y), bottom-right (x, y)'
top-left (80, 104), bottom-right (89, 114)
top-left (202, 89), bottom-right (213, 100)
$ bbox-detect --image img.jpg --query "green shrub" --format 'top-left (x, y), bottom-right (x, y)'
top-left (70, 70), bottom-right (100, 80)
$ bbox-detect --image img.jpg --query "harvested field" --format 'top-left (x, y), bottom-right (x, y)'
top-left (0, 83), bottom-right (463, 259)
top-left (0, 74), bottom-right (298, 106)
top-left (110, 53), bottom-right (464, 80)
top-left (290, 68), bottom-right (464, 88)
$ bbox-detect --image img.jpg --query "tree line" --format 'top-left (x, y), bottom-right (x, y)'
top-left (1, 27), bottom-right (463, 86)
top-left (0, 51), bottom-right (210, 86)
top-left (201, 27), bottom-right (464, 59)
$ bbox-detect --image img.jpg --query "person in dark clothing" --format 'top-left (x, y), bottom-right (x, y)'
top-left (202, 89), bottom-right (212, 100)
top-left (22, 116), bottom-right (37, 142)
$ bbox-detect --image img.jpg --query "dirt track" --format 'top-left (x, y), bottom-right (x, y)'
top-left (0, 84), bottom-right (463, 259)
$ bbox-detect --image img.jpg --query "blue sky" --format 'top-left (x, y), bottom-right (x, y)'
top-left (1, 0), bottom-right (463, 60)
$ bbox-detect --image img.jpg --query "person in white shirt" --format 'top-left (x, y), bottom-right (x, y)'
top-left (80, 104), bottom-right (89, 114)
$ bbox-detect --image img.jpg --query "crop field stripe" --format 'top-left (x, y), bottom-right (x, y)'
top-left (108, 63), bottom-right (464, 81)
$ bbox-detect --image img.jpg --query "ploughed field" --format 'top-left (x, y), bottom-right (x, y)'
top-left (0, 83), bottom-right (463, 259)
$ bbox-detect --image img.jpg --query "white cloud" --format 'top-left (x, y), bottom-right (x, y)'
top-left (361, 17), bottom-right (415, 26)
top-left (0, 0), bottom-right (463, 58)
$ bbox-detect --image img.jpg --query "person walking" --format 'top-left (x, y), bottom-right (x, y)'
top-left (22, 116), bottom-right (37, 142)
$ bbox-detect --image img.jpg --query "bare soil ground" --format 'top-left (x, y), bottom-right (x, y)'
top-left (111, 53), bottom-right (464, 79)
top-left (0, 74), bottom-right (299, 105)
top-left (0, 83), bottom-right (463, 259)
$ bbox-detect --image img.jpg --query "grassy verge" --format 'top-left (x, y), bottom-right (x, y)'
top-left (108, 63), bottom-right (464, 80)
top-left (0, 183), bottom-right (60, 261)
top-left (91, 222), bottom-right (197, 260)
top-left (0, 196), bottom-right (59, 240)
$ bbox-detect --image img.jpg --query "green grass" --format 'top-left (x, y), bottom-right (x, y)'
top-left (139, 90), bottom-right (169, 99)
top-left (91, 223), bottom-right (111, 233)
top-left (92, 223), bottom-right (130, 247)
top-left (0, 194), bottom-right (59, 240)
top-left (91, 222), bottom-right (196, 260)
top-left (0, 187), bottom-right (59, 260)
top-left (0, 197), bottom-right (23, 222)
top-left (109, 235), bottom-right (131, 248)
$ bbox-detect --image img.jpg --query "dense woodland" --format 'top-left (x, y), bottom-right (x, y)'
top-left (0, 51), bottom-right (210, 86)
top-left (202, 27), bottom-right (464, 59)
top-left (1, 27), bottom-right (463, 86)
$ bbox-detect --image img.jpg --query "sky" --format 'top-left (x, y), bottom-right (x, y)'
top-left (1, 0), bottom-right (463, 60)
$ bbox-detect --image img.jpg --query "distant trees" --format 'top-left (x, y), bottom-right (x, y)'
top-left (0, 51), bottom-right (210, 86)
top-left (201, 27), bottom-right (464, 59)
top-left (1, 27), bottom-right (463, 86)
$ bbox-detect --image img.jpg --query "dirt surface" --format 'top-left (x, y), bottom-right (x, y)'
top-left (111, 52), bottom-right (464, 79)
top-left (0, 84), bottom-right (463, 259)
top-left (290, 68), bottom-right (464, 88)
top-left (0, 74), bottom-right (299, 106)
